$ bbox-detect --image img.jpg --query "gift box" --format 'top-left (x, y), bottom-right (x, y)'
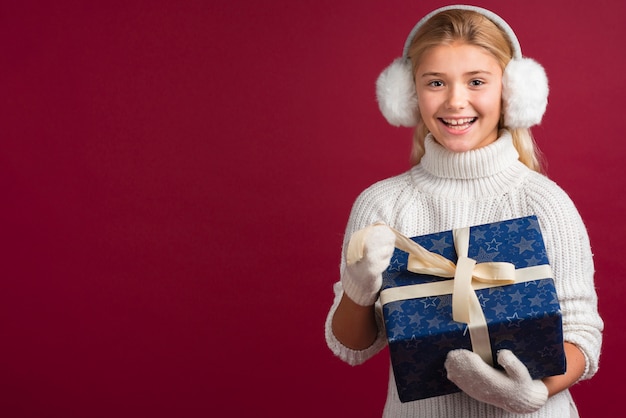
top-left (381, 215), bottom-right (566, 403)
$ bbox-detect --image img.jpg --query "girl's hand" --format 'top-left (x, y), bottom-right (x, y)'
top-left (445, 349), bottom-right (548, 413)
top-left (341, 224), bottom-right (396, 306)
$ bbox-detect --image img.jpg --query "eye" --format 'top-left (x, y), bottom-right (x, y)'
top-left (428, 80), bottom-right (444, 87)
top-left (469, 79), bottom-right (485, 87)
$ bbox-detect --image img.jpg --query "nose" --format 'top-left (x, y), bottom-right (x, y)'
top-left (446, 84), bottom-right (468, 110)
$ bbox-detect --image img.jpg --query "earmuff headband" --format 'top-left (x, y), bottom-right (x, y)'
top-left (402, 5), bottom-right (522, 59)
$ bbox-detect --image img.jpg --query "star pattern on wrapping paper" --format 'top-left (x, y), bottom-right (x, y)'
top-left (511, 339), bottom-right (533, 353)
top-left (506, 221), bottom-right (521, 233)
top-left (387, 310), bottom-right (404, 323)
top-left (389, 322), bottom-right (406, 337)
top-left (509, 290), bottom-right (525, 303)
top-left (506, 312), bottom-right (523, 327)
top-left (429, 236), bottom-right (449, 254)
top-left (488, 289), bottom-right (505, 301)
top-left (477, 293), bottom-right (490, 308)
top-left (404, 336), bottom-right (423, 350)
top-left (434, 333), bottom-right (458, 349)
top-left (528, 294), bottom-right (544, 307)
top-left (437, 294), bottom-right (452, 308)
top-left (427, 316), bottom-right (444, 329)
top-left (492, 302), bottom-right (508, 316)
top-left (540, 346), bottom-right (556, 358)
top-left (536, 286), bottom-right (550, 298)
top-left (490, 225), bottom-right (504, 238)
top-left (407, 299), bottom-right (422, 310)
top-left (388, 257), bottom-right (404, 272)
top-left (542, 329), bottom-right (560, 343)
top-left (472, 229), bottom-right (487, 241)
top-left (421, 297), bottom-right (438, 309)
top-left (492, 323), bottom-right (519, 342)
top-left (526, 255), bottom-right (543, 268)
top-left (476, 247), bottom-right (499, 262)
top-left (486, 238), bottom-right (502, 251)
top-left (514, 237), bottom-right (535, 254)
top-left (527, 217), bottom-right (541, 233)
top-left (408, 312), bottom-right (421, 327)
top-left (549, 292), bottom-right (559, 305)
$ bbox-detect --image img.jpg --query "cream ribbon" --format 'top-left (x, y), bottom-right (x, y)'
top-left (347, 224), bottom-right (553, 365)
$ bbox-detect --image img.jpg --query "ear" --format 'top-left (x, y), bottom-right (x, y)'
top-left (375, 58), bottom-right (419, 127)
top-left (502, 58), bottom-right (549, 128)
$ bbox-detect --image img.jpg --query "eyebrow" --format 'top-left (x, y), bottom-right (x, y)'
top-left (420, 70), bottom-right (494, 78)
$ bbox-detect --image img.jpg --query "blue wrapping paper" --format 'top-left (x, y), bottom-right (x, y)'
top-left (381, 215), bottom-right (566, 403)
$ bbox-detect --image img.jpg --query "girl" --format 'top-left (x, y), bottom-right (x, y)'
top-left (324, 5), bottom-right (603, 418)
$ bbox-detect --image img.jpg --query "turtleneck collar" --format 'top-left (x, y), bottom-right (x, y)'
top-left (420, 130), bottom-right (520, 180)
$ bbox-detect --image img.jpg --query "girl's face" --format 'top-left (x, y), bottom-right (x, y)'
top-left (415, 42), bottom-right (503, 153)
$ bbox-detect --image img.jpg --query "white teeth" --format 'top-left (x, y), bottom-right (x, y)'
top-left (442, 118), bottom-right (475, 126)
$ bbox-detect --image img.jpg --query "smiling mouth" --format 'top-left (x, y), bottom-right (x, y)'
top-left (440, 117), bottom-right (477, 130)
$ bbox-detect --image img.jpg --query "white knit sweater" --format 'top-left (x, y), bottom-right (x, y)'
top-left (325, 131), bottom-right (603, 418)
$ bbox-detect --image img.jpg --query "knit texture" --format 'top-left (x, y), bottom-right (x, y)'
top-left (445, 349), bottom-right (548, 413)
top-left (325, 131), bottom-right (603, 417)
top-left (342, 224), bottom-right (396, 306)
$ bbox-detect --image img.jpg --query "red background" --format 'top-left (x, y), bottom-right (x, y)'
top-left (2, 0), bottom-right (623, 416)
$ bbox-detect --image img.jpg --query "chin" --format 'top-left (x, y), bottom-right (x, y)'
top-left (432, 136), bottom-right (477, 153)
top-left (433, 130), bottom-right (498, 152)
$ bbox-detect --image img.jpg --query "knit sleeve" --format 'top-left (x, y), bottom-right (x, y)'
top-left (527, 175), bottom-right (604, 381)
top-left (324, 282), bottom-right (388, 365)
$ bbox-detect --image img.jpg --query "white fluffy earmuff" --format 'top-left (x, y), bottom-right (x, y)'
top-left (376, 58), bottom-right (419, 127)
top-left (375, 5), bottom-right (549, 129)
top-left (501, 58), bottom-right (549, 128)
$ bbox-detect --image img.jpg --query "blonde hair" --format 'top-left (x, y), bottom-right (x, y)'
top-left (406, 9), bottom-right (543, 172)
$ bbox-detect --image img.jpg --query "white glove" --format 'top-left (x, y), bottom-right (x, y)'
top-left (445, 349), bottom-right (548, 414)
top-left (342, 224), bottom-right (396, 306)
